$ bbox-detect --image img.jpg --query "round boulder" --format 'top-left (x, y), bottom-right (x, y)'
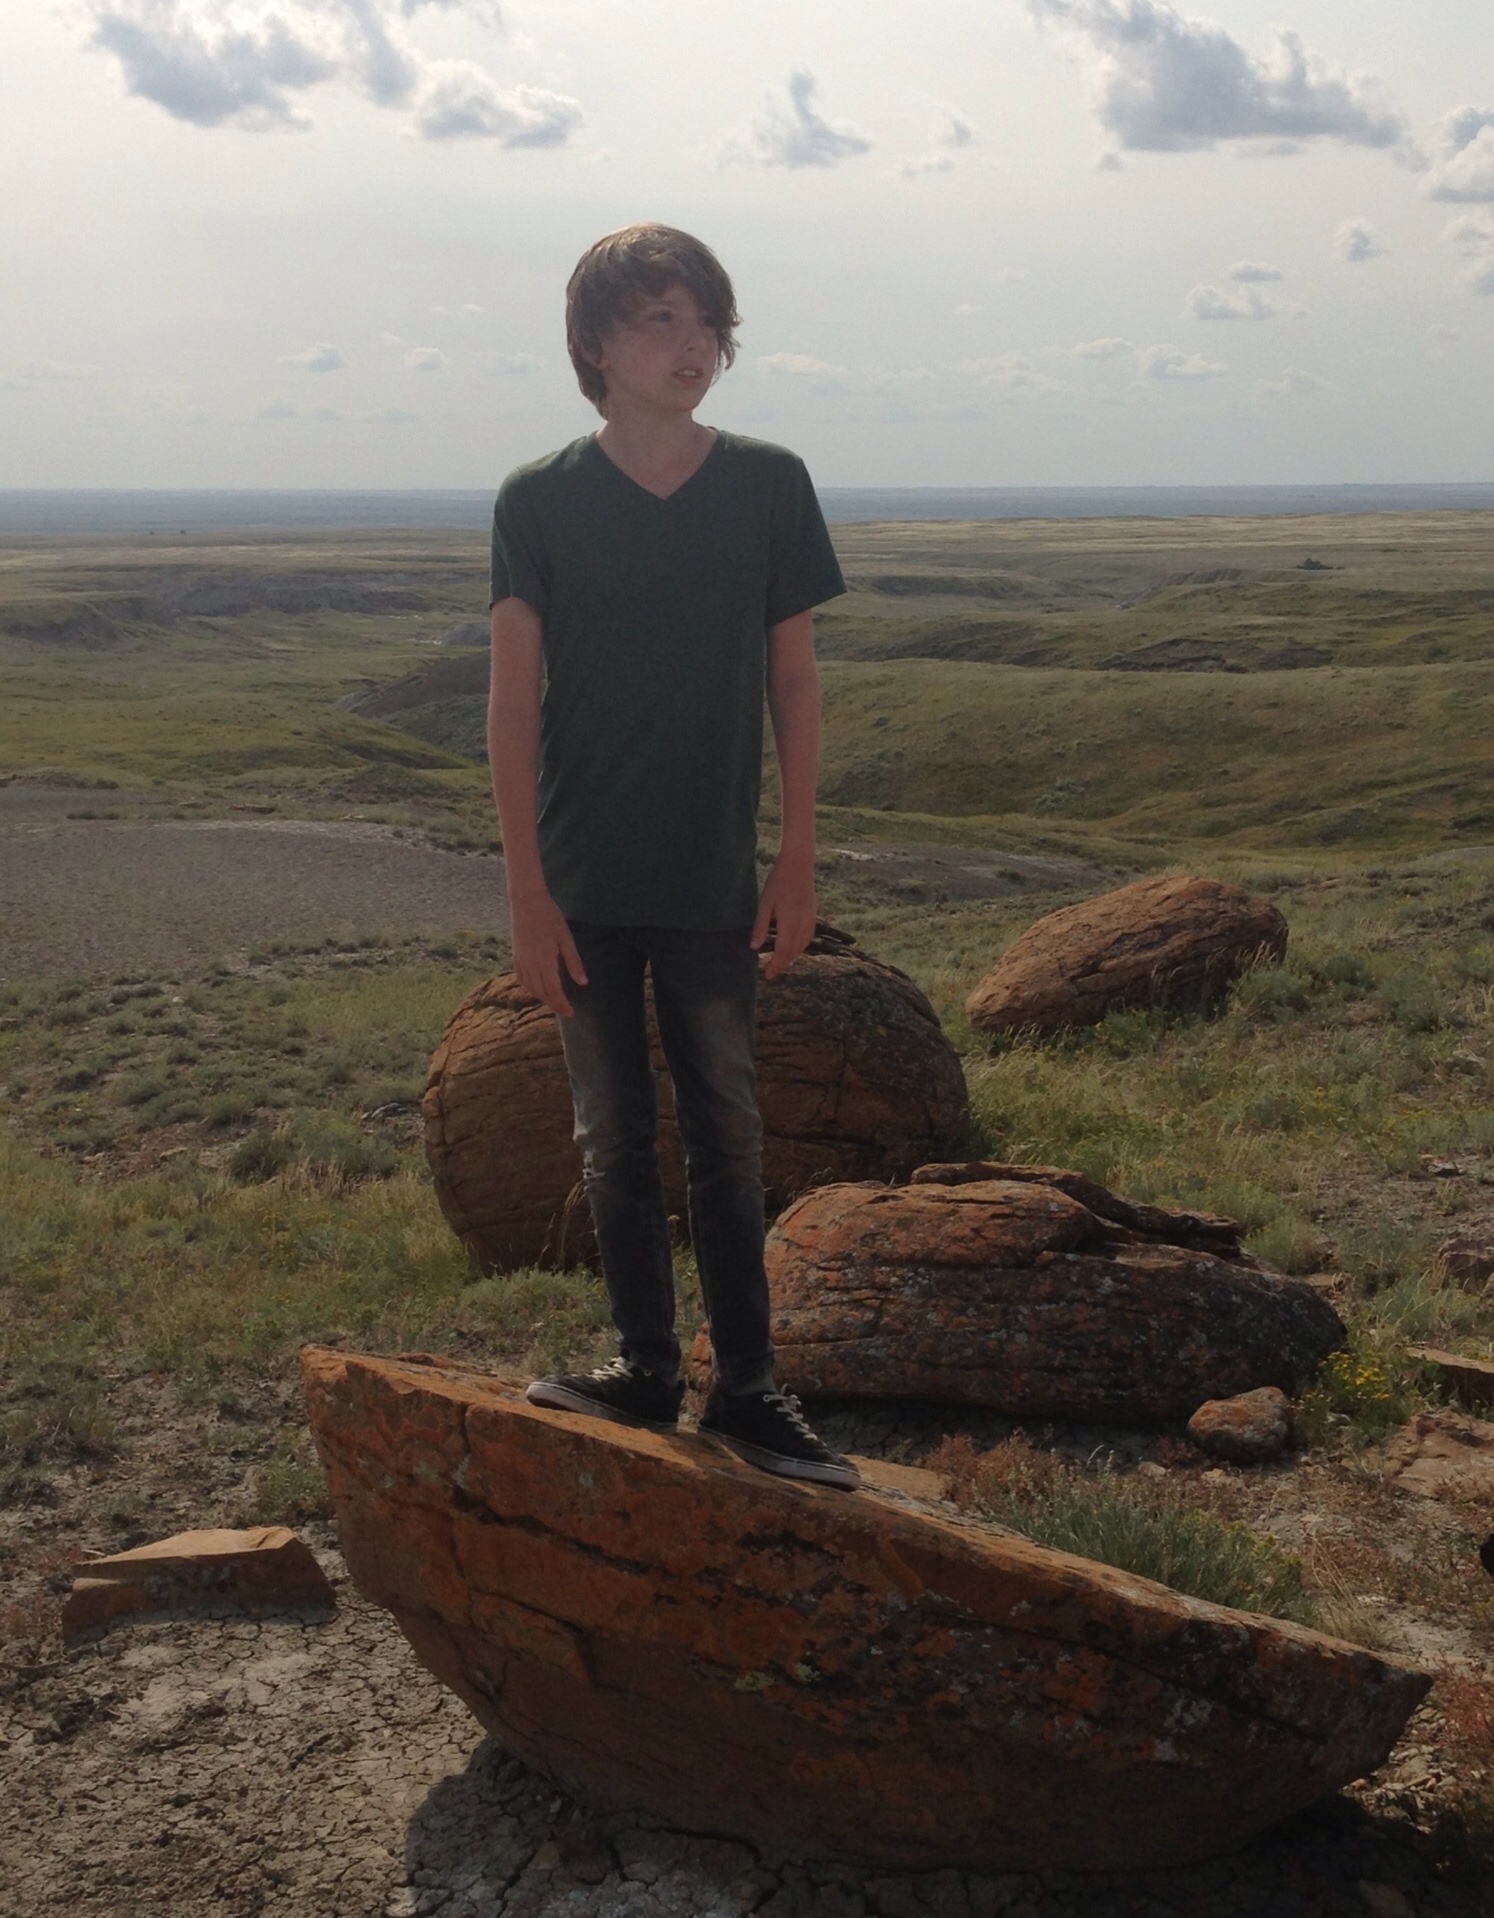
top-left (965, 873), bottom-right (1288, 1038)
top-left (689, 1162), bottom-right (1343, 1422)
top-left (422, 928), bottom-right (969, 1273)
top-left (1187, 1387), bottom-right (1292, 1464)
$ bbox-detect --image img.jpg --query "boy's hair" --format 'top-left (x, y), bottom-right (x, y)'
top-left (565, 225), bottom-right (740, 412)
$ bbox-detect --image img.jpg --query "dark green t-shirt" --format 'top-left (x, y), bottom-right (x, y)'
top-left (490, 430), bottom-right (845, 930)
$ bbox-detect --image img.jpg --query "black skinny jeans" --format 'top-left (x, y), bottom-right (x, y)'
top-left (556, 921), bottom-right (773, 1393)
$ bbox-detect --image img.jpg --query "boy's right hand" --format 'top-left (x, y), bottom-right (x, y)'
top-left (508, 890), bottom-right (588, 1017)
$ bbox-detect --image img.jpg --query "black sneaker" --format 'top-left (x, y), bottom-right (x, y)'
top-left (699, 1385), bottom-right (861, 1490)
top-left (525, 1357), bottom-right (683, 1432)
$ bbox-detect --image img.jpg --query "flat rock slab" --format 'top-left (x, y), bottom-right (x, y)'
top-left (965, 872), bottom-right (1288, 1038)
top-left (1382, 1413), bottom-right (1494, 1498)
top-left (699, 1166), bottom-right (1344, 1423)
top-left (301, 1346), bottom-right (1429, 1875)
top-left (62, 1524), bottom-right (336, 1643)
top-left (1409, 1346), bottom-right (1494, 1411)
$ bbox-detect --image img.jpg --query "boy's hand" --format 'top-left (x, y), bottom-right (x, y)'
top-left (751, 859), bottom-right (816, 979)
top-left (509, 889), bottom-right (588, 1016)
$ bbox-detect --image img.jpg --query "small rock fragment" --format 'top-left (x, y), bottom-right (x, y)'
top-left (61, 1525), bottom-right (335, 1644)
top-left (1187, 1387), bottom-right (1291, 1463)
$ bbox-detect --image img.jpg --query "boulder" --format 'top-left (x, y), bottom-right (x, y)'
top-left (1187, 1387), bottom-right (1292, 1464)
top-left (1436, 1237), bottom-right (1494, 1289)
top-left (965, 874), bottom-right (1288, 1038)
top-left (687, 1163), bottom-right (1343, 1422)
top-left (61, 1526), bottom-right (334, 1645)
top-left (301, 1346), bottom-right (1429, 1874)
top-left (422, 927), bottom-right (969, 1272)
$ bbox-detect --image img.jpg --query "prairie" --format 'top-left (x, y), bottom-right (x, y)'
top-left (2, 510), bottom-right (1493, 1907)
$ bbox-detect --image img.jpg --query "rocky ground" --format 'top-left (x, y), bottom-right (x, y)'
top-left (0, 788), bottom-right (510, 983)
top-left (2, 1369), bottom-right (1491, 1918)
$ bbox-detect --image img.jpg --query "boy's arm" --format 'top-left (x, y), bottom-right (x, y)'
top-left (752, 607), bottom-right (820, 980)
top-left (488, 596), bottom-right (587, 1016)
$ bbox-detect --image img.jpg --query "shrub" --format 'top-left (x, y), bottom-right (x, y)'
top-left (932, 1434), bottom-right (1311, 1621)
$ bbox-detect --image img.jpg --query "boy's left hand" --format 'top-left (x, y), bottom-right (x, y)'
top-left (751, 859), bottom-right (816, 979)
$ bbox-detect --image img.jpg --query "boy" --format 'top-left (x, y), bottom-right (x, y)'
top-left (487, 223), bottom-right (859, 1490)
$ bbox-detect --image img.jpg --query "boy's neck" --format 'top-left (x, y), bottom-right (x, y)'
top-left (595, 407), bottom-right (716, 496)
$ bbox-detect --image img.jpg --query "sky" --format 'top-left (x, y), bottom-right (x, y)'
top-left (3, 0), bottom-right (1492, 488)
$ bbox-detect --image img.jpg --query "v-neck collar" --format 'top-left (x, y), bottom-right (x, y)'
top-left (588, 428), bottom-right (722, 503)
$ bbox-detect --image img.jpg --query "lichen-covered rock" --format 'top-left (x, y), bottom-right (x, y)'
top-left (302, 1347), bottom-right (1429, 1874)
top-left (965, 874), bottom-right (1288, 1038)
top-left (689, 1163), bottom-right (1344, 1422)
top-left (422, 927), bottom-right (969, 1272)
top-left (1187, 1387), bottom-right (1292, 1463)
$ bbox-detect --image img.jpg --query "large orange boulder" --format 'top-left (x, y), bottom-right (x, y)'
top-left (965, 873), bottom-right (1288, 1037)
top-left (422, 927), bottom-right (969, 1272)
top-left (689, 1162), bottom-right (1343, 1421)
top-left (301, 1347), bottom-right (1429, 1873)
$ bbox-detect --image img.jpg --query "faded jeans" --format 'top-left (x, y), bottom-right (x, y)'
top-left (556, 921), bottom-right (773, 1393)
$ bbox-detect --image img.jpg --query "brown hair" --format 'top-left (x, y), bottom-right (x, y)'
top-left (565, 224), bottom-right (740, 412)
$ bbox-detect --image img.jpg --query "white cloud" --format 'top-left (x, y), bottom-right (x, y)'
top-left (952, 302), bottom-right (985, 317)
top-left (280, 343), bottom-right (345, 372)
top-left (404, 345), bottom-right (444, 371)
top-left (413, 68), bottom-right (580, 144)
top-left (1425, 107), bottom-right (1494, 203)
top-left (1254, 366), bottom-right (1320, 400)
top-left (723, 69), bottom-right (871, 169)
top-left (1186, 283), bottom-right (1283, 321)
top-left (1028, 0), bottom-right (1408, 155)
top-left (1428, 324), bottom-right (1462, 341)
top-left (369, 406), bottom-right (418, 424)
top-left (1227, 261), bottom-right (1284, 283)
top-left (1335, 219), bottom-right (1385, 263)
top-left (1444, 212), bottom-right (1494, 294)
top-left (900, 112), bottom-right (977, 177)
top-left (18, 360), bottom-right (102, 382)
top-left (83, 2), bottom-right (577, 147)
top-left (758, 351), bottom-right (850, 378)
top-left (962, 353), bottom-right (1068, 394)
top-left (1071, 336), bottom-right (1132, 358)
top-left (1139, 343), bottom-right (1227, 380)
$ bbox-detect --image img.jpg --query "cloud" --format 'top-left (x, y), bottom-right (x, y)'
top-left (413, 67), bottom-right (580, 143)
top-left (1254, 366), bottom-right (1320, 400)
top-left (1139, 343), bottom-right (1227, 381)
top-left (280, 342), bottom-right (346, 372)
top-left (957, 353), bottom-right (1068, 394)
top-left (758, 351), bottom-right (851, 378)
top-left (84, 2), bottom-right (577, 146)
top-left (900, 112), bottom-right (977, 177)
top-left (404, 345), bottom-right (444, 371)
top-left (18, 360), bottom-right (102, 382)
top-left (1185, 283), bottom-right (1283, 320)
top-left (1228, 260), bottom-right (1284, 282)
top-left (256, 401), bottom-right (298, 420)
top-left (1428, 323), bottom-right (1462, 341)
top-left (1444, 213), bottom-right (1494, 293)
top-left (1071, 336), bottom-right (1132, 358)
top-left (952, 302), bottom-right (985, 317)
top-left (1027, 0), bottom-right (1408, 155)
top-left (369, 406), bottom-right (418, 424)
top-left (476, 350), bottom-right (543, 375)
top-left (1425, 107), bottom-right (1494, 203)
top-left (723, 69), bottom-right (871, 169)
top-left (1335, 219), bottom-right (1385, 263)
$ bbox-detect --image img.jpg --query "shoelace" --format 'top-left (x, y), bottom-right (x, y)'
top-left (762, 1389), bottom-right (815, 1438)
top-left (587, 1357), bottom-right (636, 1382)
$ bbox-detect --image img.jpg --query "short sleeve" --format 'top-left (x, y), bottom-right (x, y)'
top-left (765, 456), bottom-right (846, 625)
top-left (490, 471), bottom-right (551, 614)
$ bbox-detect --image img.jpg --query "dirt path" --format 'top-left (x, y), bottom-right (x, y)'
top-left (0, 799), bottom-right (509, 984)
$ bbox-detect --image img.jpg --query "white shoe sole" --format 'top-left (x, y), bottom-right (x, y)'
top-left (700, 1427), bottom-right (861, 1490)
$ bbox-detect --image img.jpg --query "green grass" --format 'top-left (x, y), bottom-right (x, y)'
top-left (933, 1433), bottom-right (1313, 1620)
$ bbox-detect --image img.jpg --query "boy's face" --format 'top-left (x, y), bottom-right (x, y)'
top-left (593, 282), bottom-right (718, 418)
